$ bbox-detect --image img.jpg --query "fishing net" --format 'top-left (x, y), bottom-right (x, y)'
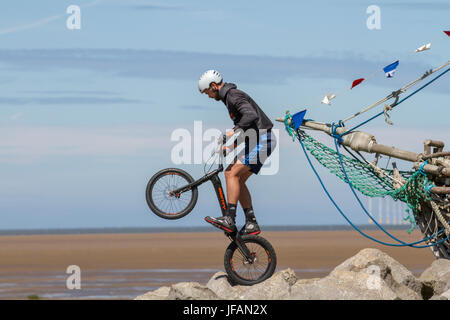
top-left (284, 118), bottom-right (432, 217)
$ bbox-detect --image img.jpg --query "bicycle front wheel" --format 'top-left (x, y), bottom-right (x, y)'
top-left (145, 168), bottom-right (198, 219)
top-left (224, 235), bottom-right (277, 286)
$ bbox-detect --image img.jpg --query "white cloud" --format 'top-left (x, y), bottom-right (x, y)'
top-left (0, 14), bottom-right (62, 36)
top-left (2, 123), bottom-right (448, 167)
top-left (0, 1), bottom-right (104, 35)
top-left (0, 125), bottom-right (172, 163)
top-left (9, 112), bottom-right (24, 121)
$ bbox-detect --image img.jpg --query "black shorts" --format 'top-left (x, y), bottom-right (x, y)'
top-left (235, 130), bottom-right (276, 175)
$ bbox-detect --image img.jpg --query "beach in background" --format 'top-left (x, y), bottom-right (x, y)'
top-left (0, 228), bottom-right (435, 299)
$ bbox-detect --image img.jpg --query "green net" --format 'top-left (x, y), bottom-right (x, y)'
top-left (288, 127), bottom-right (433, 231)
top-left (300, 131), bottom-right (408, 197)
top-left (283, 111), bottom-right (436, 232)
top-left (298, 130), bottom-right (432, 202)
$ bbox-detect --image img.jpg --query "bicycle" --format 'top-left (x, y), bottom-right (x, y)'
top-left (145, 133), bottom-right (277, 285)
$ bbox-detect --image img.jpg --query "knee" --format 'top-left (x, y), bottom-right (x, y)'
top-left (225, 169), bottom-right (238, 180)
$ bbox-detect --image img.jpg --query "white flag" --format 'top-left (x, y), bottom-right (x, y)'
top-left (415, 43), bottom-right (431, 53)
top-left (321, 93), bottom-right (336, 105)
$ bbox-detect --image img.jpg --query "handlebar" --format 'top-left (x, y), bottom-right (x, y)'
top-left (209, 131), bottom-right (239, 162)
top-left (205, 131), bottom-right (240, 174)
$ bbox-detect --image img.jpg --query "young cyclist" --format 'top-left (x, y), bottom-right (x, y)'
top-left (198, 70), bottom-right (276, 235)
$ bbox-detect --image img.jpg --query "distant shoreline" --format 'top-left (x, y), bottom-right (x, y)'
top-left (0, 224), bottom-right (412, 236)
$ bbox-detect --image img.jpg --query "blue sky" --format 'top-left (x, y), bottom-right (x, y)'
top-left (0, 0), bottom-right (449, 229)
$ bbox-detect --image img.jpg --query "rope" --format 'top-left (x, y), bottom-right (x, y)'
top-left (430, 201), bottom-right (450, 237)
top-left (281, 63), bottom-right (450, 249)
top-left (341, 61), bottom-right (450, 124)
top-left (283, 115), bottom-right (449, 248)
top-left (296, 130), bottom-right (417, 198)
top-left (331, 134), bottom-right (448, 248)
top-left (295, 126), bottom-right (449, 248)
top-left (340, 65), bottom-right (450, 138)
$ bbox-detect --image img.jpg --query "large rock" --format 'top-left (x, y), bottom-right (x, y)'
top-left (440, 289), bottom-right (450, 300)
top-left (136, 248), bottom-right (447, 300)
top-left (206, 269), bottom-right (297, 300)
top-left (135, 286), bottom-right (171, 300)
top-left (327, 248), bottom-right (423, 300)
top-left (205, 272), bottom-right (242, 300)
top-left (237, 268), bottom-right (297, 300)
top-left (136, 282), bottom-right (218, 300)
top-left (289, 270), bottom-right (399, 300)
top-left (167, 282), bottom-right (218, 300)
top-left (419, 259), bottom-right (450, 299)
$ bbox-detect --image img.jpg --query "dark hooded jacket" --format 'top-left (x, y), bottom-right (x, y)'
top-left (218, 83), bottom-right (273, 132)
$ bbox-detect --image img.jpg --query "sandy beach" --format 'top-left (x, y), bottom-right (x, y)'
top-left (0, 229), bottom-right (435, 299)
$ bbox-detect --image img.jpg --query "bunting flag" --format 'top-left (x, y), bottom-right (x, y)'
top-left (351, 78), bottom-right (365, 89)
top-left (383, 60), bottom-right (399, 78)
top-left (415, 43), bottom-right (431, 52)
top-left (321, 93), bottom-right (336, 105)
top-left (315, 32), bottom-right (445, 105)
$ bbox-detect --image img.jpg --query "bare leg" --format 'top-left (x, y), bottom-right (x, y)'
top-left (225, 160), bottom-right (251, 205)
top-left (238, 171), bottom-right (253, 209)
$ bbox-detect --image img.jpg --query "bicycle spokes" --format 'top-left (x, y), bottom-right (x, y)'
top-left (151, 173), bottom-right (193, 215)
top-left (230, 242), bottom-right (270, 281)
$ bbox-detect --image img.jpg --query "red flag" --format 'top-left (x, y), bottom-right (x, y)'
top-left (444, 31), bottom-right (450, 37)
top-left (351, 78), bottom-right (365, 89)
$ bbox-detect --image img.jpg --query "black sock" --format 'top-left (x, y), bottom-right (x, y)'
top-left (244, 207), bottom-right (256, 222)
top-left (227, 203), bottom-right (237, 221)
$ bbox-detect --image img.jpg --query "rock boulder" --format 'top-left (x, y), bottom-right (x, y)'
top-left (136, 248), bottom-right (449, 300)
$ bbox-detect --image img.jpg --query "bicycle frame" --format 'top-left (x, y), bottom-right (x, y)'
top-left (169, 134), bottom-right (255, 263)
top-left (170, 135), bottom-right (228, 216)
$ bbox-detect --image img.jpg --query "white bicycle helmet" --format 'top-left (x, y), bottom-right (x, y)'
top-left (198, 70), bottom-right (223, 93)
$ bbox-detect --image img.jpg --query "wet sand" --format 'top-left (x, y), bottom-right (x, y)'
top-left (0, 230), bottom-right (435, 299)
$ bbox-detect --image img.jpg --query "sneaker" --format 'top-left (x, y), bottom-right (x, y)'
top-left (239, 220), bottom-right (261, 235)
top-left (205, 215), bottom-right (237, 233)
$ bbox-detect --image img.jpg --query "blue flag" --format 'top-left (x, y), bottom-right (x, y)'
top-left (383, 60), bottom-right (399, 78)
top-left (292, 109), bottom-right (307, 130)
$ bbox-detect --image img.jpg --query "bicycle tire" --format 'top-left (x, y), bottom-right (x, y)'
top-left (224, 235), bottom-right (277, 286)
top-left (145, 168), bottom-right (198, 220)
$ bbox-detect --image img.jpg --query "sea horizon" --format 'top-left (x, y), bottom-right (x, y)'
top-left (0, 224), bottom-right (412, 236)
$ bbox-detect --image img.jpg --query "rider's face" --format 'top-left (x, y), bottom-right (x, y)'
top-left (203, 84), bottom-right (220, 101)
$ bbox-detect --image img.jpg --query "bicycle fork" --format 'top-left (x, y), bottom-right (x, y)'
top-left (227, 233), bottom-right (255, 264)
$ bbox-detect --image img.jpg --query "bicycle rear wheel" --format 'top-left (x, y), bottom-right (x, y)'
top-left (224, 235), bottom-right (277, 286)
top-left (146, 168), bottom-right (198, 219)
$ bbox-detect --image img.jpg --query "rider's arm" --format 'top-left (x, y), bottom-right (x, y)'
top-left (230, 93), bottom-right (258, 131)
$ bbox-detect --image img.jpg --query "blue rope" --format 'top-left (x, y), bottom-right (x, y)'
top-left (418, 161), bottom-right (428, 175)
top-left (286, 65), bottom-right (450, 248)
top-left (331, 122), bottom-right (343, 145)
top-left (417, 160), bottom-right (435, 193)
top-left (295, 129), bottom-right (449, 248)
top-left (331, 136), bottom-right (448, 248)
top-left (424, 183), bottom-right (435, 194)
